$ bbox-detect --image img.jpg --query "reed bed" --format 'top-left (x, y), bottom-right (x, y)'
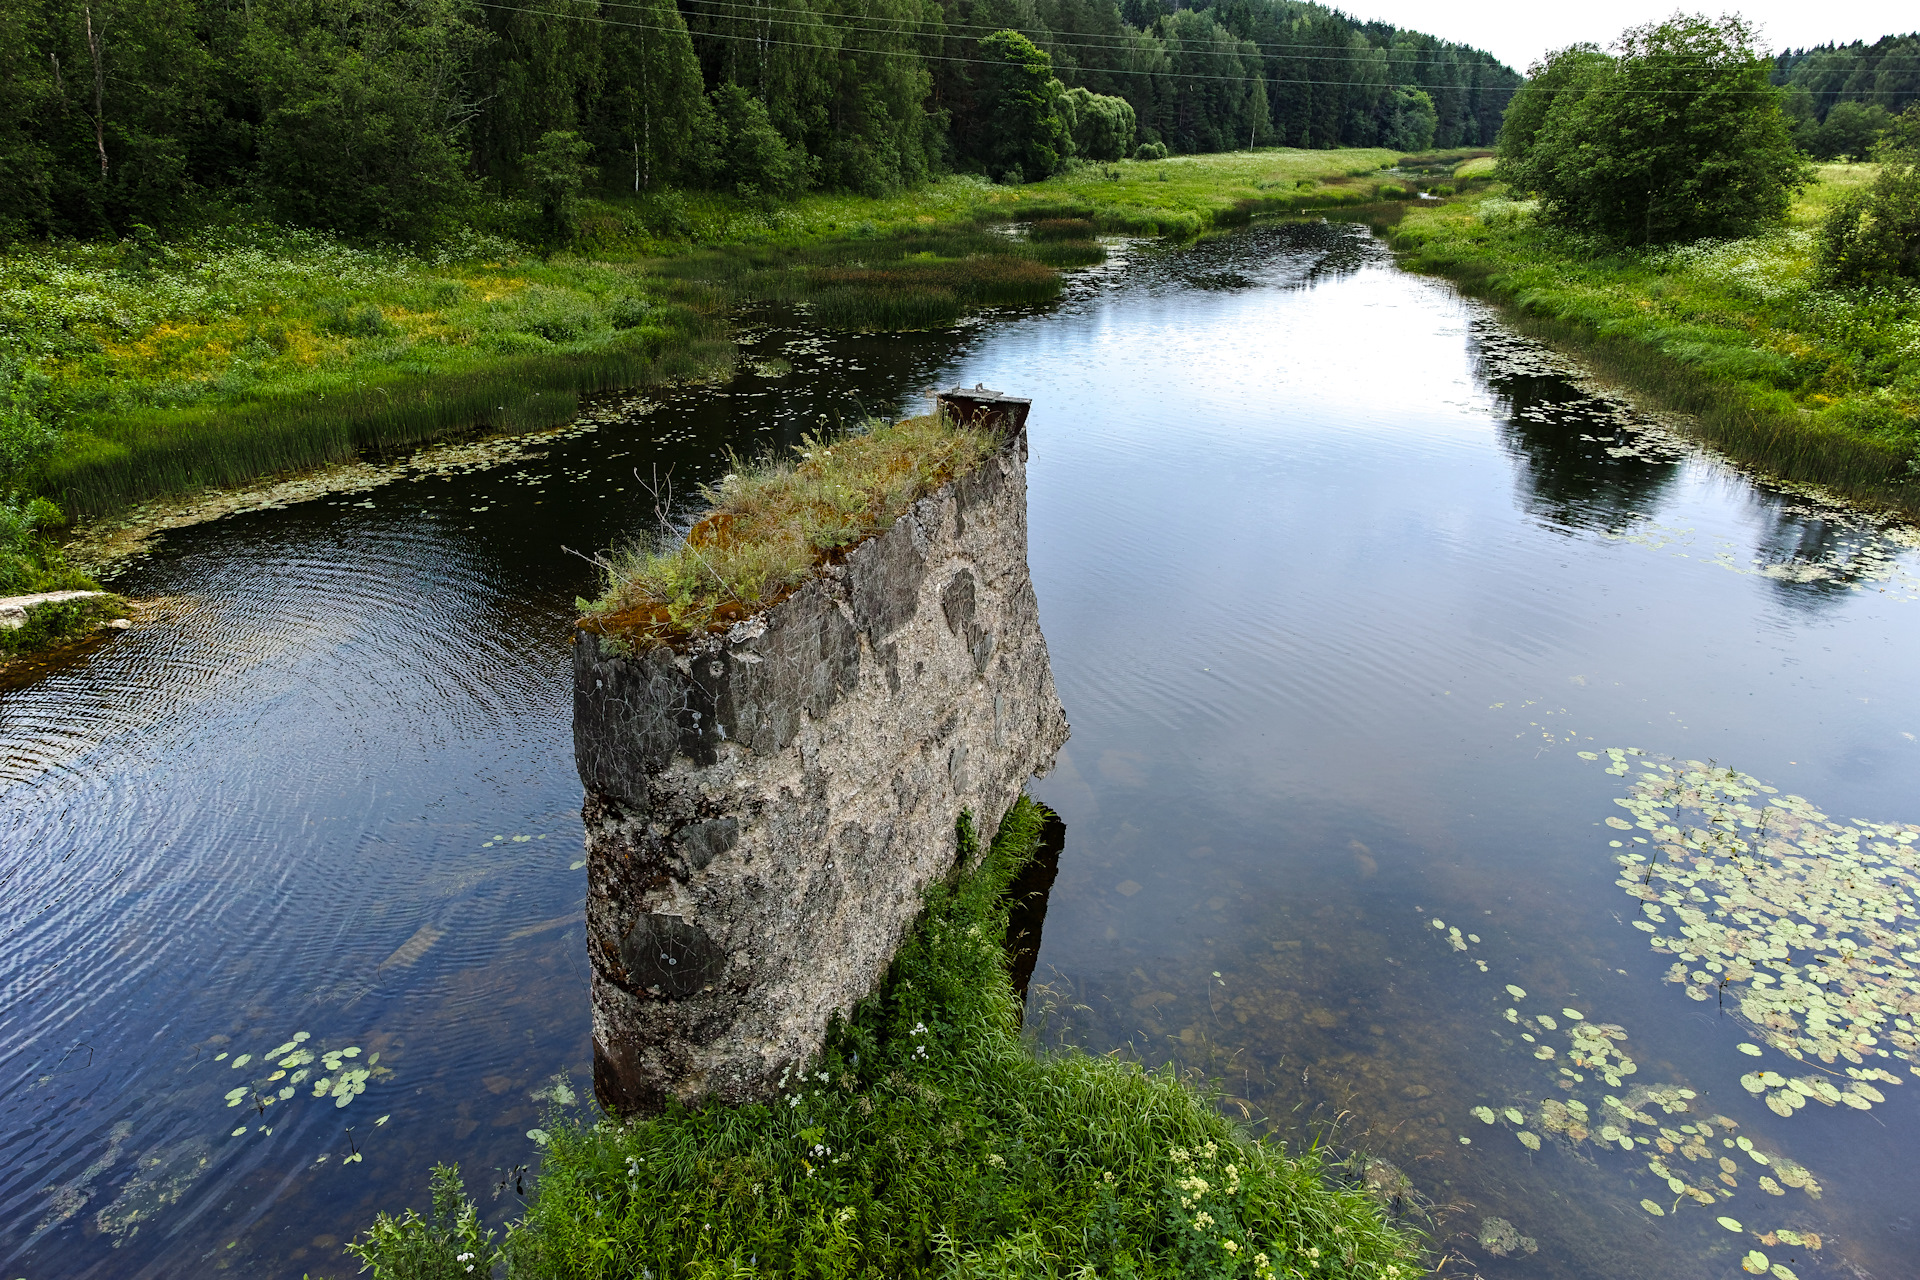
top-left (582, 412), bottom-right (1000, 643)
top-left (649, 224), bottom-right (1091, 332)
top-left (39, 329), bottom-right (731, 518)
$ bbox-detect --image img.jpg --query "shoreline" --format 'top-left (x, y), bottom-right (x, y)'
top-left (63, 389), bottom-right (664, 576)
top-left (1386, 177), bottom-right (1920, 522)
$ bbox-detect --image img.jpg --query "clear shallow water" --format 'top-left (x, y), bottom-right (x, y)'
top-left (4, 221), bottom-right (1918, 1278)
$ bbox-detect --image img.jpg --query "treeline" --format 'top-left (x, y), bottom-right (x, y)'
top-left (0, 0), bottom-right (1517, 243)
top-left (1771, 32), bottom-right (1920, 158)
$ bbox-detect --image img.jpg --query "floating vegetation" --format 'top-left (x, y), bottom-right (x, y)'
top-left (216, 1029), bottom-right (389, 1134)
top-left (1476, 1216), bottom-right (1537, 1258)
top-left (1584, 752), bottom-right (1919, 1109)
top-left (1596, 509), bottom-right (1920, 601)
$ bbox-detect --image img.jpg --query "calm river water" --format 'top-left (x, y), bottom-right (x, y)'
top-left (4, 221), bottom-right (1918, 1279)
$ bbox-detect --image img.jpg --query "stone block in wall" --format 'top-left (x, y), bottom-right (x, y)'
top-left (573, 421), bottom-right (1069, 1113)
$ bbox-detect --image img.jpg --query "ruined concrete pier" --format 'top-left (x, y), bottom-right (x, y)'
top-left (573, 406), bottom-right (1068, 1113)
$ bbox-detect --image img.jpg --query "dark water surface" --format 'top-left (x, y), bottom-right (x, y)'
top-left (5, 222), bottom-right (1918, 1278)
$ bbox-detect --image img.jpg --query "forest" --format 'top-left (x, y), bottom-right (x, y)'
top-left (0, 0), bottom-right (1519, 243)
top-left (1772, 32), bottom-right (1920, 158)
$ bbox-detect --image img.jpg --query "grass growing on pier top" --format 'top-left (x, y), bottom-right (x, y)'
top-left (580, 412), bottom-right (1001, 643)
top-left (351, 799), bottom-right (1423, 1279)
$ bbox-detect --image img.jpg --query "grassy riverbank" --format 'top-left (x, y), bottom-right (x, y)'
top-left (352, 799), bottom-right (1422, 1279)
top-left (1390, 164), bottom-right (1920, 514)
top-left (2, 148), bottom-right (1408, 524)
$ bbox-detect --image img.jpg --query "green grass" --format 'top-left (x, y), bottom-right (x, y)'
top-left (3, 226), bottom-right (734, 517)
top-left (583, 412), bottom-right (1001, 644)
top-left (350, 799), bottom-right (1422, 1280)
top-left (1390, 166), bottom-right (1920, 514)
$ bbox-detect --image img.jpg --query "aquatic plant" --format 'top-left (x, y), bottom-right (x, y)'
top-left (581, 412), bottom-right (1002, 642)
top-left (1584, 750), bottom-right (1919, 1105)
top-left (440, 798), bottom-right (1422, 1278)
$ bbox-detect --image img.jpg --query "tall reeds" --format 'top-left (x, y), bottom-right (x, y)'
top-left (41, 332), bottom-right (733, 517)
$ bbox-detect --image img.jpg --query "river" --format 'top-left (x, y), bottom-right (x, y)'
top-left (3, 220), bottom-right (1916, 1279)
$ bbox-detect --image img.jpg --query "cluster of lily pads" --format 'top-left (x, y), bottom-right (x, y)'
top-left (1582, 749), bottom-right (1918, 1114)
top-left (215, 1031), bottom-right (388, 1137)
top-left (1426, 907), bottom-right (1827, 1275)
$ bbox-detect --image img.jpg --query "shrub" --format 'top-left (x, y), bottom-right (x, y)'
top-left (1133, 140), bottom-right (1169, 161)
top-left (1818, 112), bottom-right (1920, 286)
top-left (346, 1164), bottom-right (501, 1280)
top-left (0, 355), bottom-right (59, 478)
top-left (0, 594), bottom-right (123, 656)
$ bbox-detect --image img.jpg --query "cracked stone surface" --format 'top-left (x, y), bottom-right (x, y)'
top-left (574, 423), bottom-right (1069, 1112)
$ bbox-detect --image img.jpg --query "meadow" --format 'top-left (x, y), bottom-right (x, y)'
top-left (1390, 163), bottom-right (1920, 514)
top-left (350, 800), bottom-right (1423, 1280)
top-left (1, 149), bottom-right (1415, 522)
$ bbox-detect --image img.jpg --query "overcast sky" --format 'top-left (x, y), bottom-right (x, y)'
top-left (1346, 2), bottom-right (1917, 72)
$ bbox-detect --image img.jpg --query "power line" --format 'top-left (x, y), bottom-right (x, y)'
top-left (515, 0), bottom-right (1920, 79)
top-left (668, 0), bottom-right (1520, 68)
top-left (471, 0), bottom-right (1920, 96)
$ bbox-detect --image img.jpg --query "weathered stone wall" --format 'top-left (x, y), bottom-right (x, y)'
top-left (574, 424), bottom-right (1068, 1113)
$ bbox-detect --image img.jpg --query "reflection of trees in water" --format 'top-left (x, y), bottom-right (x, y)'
top-left (1471, 324), bottom-right (1905, 613)
top-left (1142, 219), bottom-right (1383, 294)
top-left (1474, 351), bottom-right (1681, 534)
top-left (1742, 493), bottom-right (1891, 611)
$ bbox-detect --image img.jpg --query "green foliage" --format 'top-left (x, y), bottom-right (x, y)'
top-left (345, 1164), bottom-right (502, 1280)
top-left (708, 84), bottom-right (809, 200)
top-left (1500, 16), bottom-right (1811, 245)
top-left (474, 798), bottom-right (1422, 1279)
top-left (1818, 111), bottom-right (1920, 286)
top-left (1134, 141), bottom-right (1169, 161)
top-left (0, 0), bottom-right (1517, 242)
top-left (1771, 32), bottom-right (1920, 132)
top-left (1064, 86), bottom-right (1137, 162)
top-left (0, 226), bottom-right (730, 515)
top-left (1156, 9), bottom-right (1270, 155)
top-left (0, 354), bottom-right (60, 478)
top-left (523, 130), bottom-right (595, 241)
top-left (249, 0), bottom-right (487, 245)
top-left (0, 593), bottom-right (122, 656)
top-left (586, 411), bottom-right (1004, 637)
top-left (1378, 87), bottom-right (1438, 154)
top-left (973, 31), bottom-right (1074, 183)
top-left (1794, 99), bottom-right (1893, 161)
top-left (0, 493), bottom-right (94, 595)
